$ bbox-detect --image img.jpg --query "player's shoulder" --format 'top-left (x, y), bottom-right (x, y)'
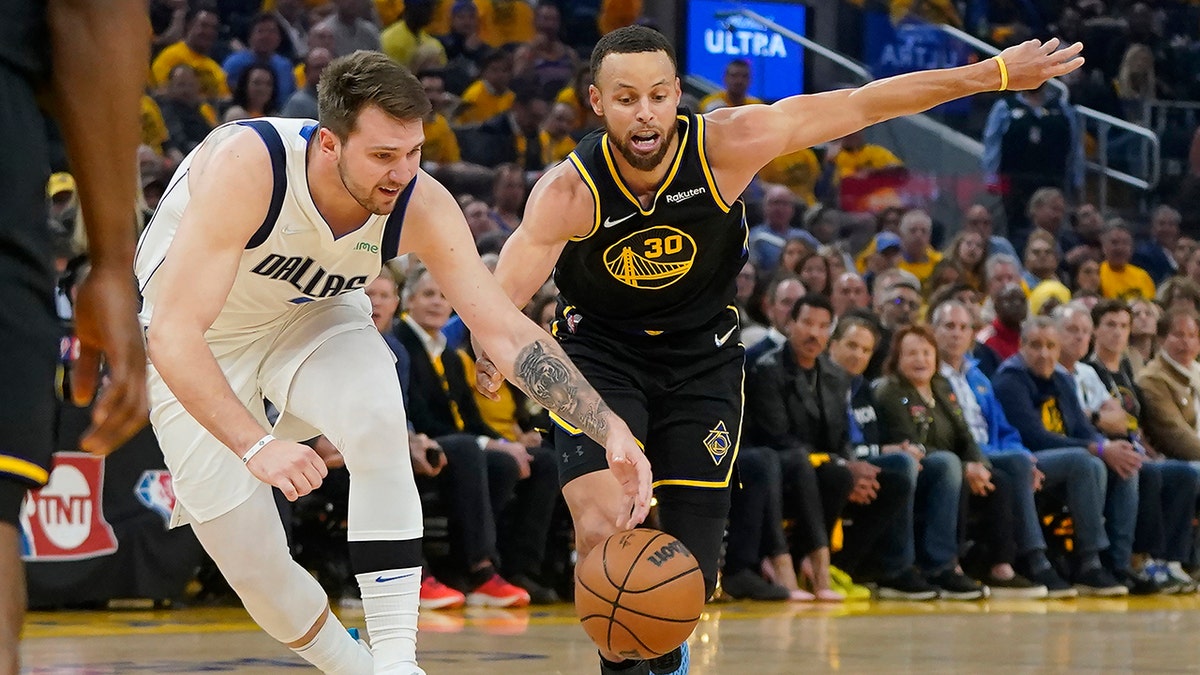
top-left (190, 122), bottom-right (275, 177)
top-left (531, 160), bottom-right (591, 210)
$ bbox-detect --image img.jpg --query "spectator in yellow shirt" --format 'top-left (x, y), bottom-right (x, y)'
top-left (555, 63), bottom-right (602, 133)
top-left (294, 23), bottom-right (336, 89)
top-left (140, 94), bottom-right (169, 156)
top-left (540, 102), bottom-right (578, 165)
top-left (598, 0), bottom-right (641, 35)
top-left (418, 69), bottom-right (463, 165)
top-left (151, 8), bottom-right (230, 101)
top-left (484, 0), bottom-right (534, 47)
top-left (381, 0), bottom-right (448, 71)
top-left (1099, 220), bottom-right (1156, 301)
top-left (698, 59), bottom-right (763, 112)
top-left (456, 49), bottom-right (515, 125)
top-left (758, 148), bottom-right (820, 207)
top-left (896, 209), bottom-right (943, 285)
top-left (830, 128), bottom-right (903, 182)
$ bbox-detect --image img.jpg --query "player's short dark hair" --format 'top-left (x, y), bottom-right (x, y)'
top-left (590, 25), bottom-right (677, 80)
top-left (789, 293), bottom-right (834, 321)
top-left (319, 51), bottom-right (431, 140)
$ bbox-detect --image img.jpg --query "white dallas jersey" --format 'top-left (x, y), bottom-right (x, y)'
top-left (135, 117), bottom-right (412, 335)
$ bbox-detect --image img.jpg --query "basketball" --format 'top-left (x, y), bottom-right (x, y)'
top-left (574, 528), bottom-right (705, 659)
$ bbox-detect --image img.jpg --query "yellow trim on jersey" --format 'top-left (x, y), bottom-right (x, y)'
top-left (0, 455), bottom-right (49, 485)
top-left (651, 365), bottom-right (745, 490)
top-left (694, 115), bottom-right (732, 213)
top-left (599, 115), bottom-right (691, 217)
top-left (548, 411), bottom-right (646, 452)
top-left (567, 153), bottom-right (602, 241)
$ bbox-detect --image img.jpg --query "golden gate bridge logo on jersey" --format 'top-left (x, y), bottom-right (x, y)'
top-left (602, 225), bottom-right (697, 289)
top-left (18, 453), bottom-right (118, 561)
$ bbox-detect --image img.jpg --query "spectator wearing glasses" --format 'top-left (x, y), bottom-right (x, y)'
top-left (863, 270), bottom-right (922, 381)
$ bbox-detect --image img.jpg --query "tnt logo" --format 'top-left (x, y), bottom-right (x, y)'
top-left (134, 470), bottom-right (177, 527)
top-left (20, 453), bottom-right (118, 561)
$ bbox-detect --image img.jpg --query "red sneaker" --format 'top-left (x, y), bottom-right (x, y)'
top-left (420, 577), bottom-right (466, 610)
top-left (466, 574), bottom-right (531, 608)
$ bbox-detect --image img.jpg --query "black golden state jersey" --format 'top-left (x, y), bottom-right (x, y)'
top-left (555, 110), bottom-right (748, 334)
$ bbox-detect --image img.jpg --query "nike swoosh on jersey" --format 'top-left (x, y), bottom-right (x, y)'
top-left (282, 224), bottom-right (305, 235)
top-left (715, 326), bottom-right (736, 347)
top-left (602, 213), bottom-right (636, 228)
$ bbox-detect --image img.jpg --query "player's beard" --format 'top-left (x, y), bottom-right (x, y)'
top-left (337, 156), bottom-right (397, 216)
top-left (609, 121), bottom-right (676, 172)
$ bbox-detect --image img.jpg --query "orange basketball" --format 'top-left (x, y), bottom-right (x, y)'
top-left (574, 528), bottom-right (705, 659)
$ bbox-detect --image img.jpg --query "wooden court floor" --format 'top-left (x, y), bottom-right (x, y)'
top-left (21, 595), bottom-right (1200, 673)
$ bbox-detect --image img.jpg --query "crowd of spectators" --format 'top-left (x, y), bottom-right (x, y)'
top-left (37, 0), bottom-right (1200, 609)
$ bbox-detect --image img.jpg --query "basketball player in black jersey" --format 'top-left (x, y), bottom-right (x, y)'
top-left (476, 25), bottom-right (1082, 675)
top-left (0, 0), bottom-right (149, 672)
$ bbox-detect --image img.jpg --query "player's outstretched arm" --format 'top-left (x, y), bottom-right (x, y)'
top-left (47, 0), bottom-right (151, 453)
top-left (704, 38), bottom-right (1084, 189)
top-left (145, 127), bottom-right (327, 501)
top-left (402, 174), bottom-right (651, 528)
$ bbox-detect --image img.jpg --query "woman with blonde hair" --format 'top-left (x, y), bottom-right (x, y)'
top-left (942, 228), bottom-right (987, 292)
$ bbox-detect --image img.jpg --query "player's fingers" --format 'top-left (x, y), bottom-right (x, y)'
top-left (311, 452), bottom-right (329, 479)
top-left (72, 347), bottom-right (102, 407)
top-left (303, 459), bottom-right (325, 487)
top-left (279, 479), bottom-right (300, 502)
top-left (81, 381), bottom-right (147, 455)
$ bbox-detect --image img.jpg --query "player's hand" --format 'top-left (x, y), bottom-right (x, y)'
top-left (473, 349), bottom-right (505, 402)
top-left (246, 439), bottom-right (328, 501)
top-left (72, 265), bottom-right (149, 455)
top-left (997, 38), bottom-right (1085, 91)
top-left (607, 431), bottom-right (652, 529)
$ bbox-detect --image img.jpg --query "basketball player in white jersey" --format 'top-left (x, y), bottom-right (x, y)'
top-left (134, 50), bottom-right (651, 674)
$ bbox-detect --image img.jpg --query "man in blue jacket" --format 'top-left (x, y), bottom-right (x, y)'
top-left (932, 301), bottom-right (1075, 598)
top-left (991, 315), bottom-right (1130, 596)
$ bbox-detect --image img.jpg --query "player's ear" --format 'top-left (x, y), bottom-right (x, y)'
top-left (589, 83), bottom-right (603, 117)
top-left (674, 77), bottom-right (682, 99)
top-left (317, 127), bottom-right (341, 155)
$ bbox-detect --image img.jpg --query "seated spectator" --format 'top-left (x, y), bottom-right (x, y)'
top-left (698, 59), bottom-right (763, 113)
top-left (742, 275), bottom-right (805, 362)
top-left (831, 272), bottom-right (870, 318)
top-left (777, 233), bottom-right (821, 278)
top-left (806, 208), bottom-right (842, 248)
top-left (381, 0), bottom-right (448, 72)
top-left (942, 229), bottom-right (987, 293)
top-left (464, 78), bottom-right (550, 170)
top-left (456, 49), bottom-right (514, 125)
top-left (975, 256), bottom-right (1027, 377)
top-left (852, 207), bottom-right (904, 275)
top-left (512, 3), bottom-right (578, 94)
top-left (223, 64), bottom-right (280, 122)
top-left (1023, 229), bottom-right (1067, 288)
top-left (555, 63), bottom-right (603, 134)
top-left (874, 325), bottom-right (989, 600)
top-left (1068, 256), bottom-right (1102, 295)
top-left (747, 186), bottom-right (805, 275)
top-left (281, 48), bottom-right (332, 120)
top-left (828, 128), bottom-right (902, 184)
top-left (1064, 202), bottom-right (1104, 270)
top-left (156, 64), bottom-right (217, 159)
top-left (963, 203), bottom-right (1020, 261)
top-left (1100, 219), bottom-right (1156, 301)
top-left (991, 316), bottom-right (1130, 596)
top-left (416, 69), bottom-right (463, 167)
top-left (894, 210), bottom-right (942, 286)
top-left (481, 0), bottom-right (534, 48)
top-left (797, 253), bottom-right (831, 299)
top-left (1134, 206), bottom-right (1183, 284)
top-left (1089, 301), bottom-right (1200, 593)
top-left (1157, 277), bottom-right (1200, 314)
top-left (151, 8), bottom-right (230, 103)
top-left (393, 265), bottom-right (556, 606)
top-left (932, 301), bottom-right (1073, 597)
top-left (734, 262), bottom-right (764, 335)
top-left (1172, 237), bottom-right (1197, 279)
top-left (827, 316), bottom-right (937, 600)
top-left (294, 24), bottom-right (337, 89)
top-left (440, 0), bottom-right (490, 95)
top-left (488, 164), bottom-right (527, 232)
top-left (1128, 297), bottom-right (1161, 372)
top-left (1138, 308), bottom-right (1200, 466)
top-left (742, 295), bottom-right (854, 601)
top-left (1019, 188), bottom-right (1069, 258)
top-left (540, 102), bottom-right (578, 165)
top-left (312, 0), bottom-right (383, 57)
top-left (863, 269), bottom-right (922, 381)
top-left (758, 148), bottom-right (821, 207)
top-left (223, 14), bottom-right (298, 105)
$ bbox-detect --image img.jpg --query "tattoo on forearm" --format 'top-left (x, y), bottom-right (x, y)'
top-left (515, 340), bottom-right (610, 441)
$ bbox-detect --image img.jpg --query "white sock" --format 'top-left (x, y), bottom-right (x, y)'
top-left (355, 567), bottom-right (424, 674)
top-left (292, 610), bottom-right (374, 675)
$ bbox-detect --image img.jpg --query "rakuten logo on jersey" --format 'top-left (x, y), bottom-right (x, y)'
top-left (20, 453), bottom-right (118, 561)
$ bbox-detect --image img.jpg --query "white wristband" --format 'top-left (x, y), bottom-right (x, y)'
top-left (242, 434), bottom-right (275, 465)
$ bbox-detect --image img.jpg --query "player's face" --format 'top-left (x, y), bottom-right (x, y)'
top-left (591, 51), bottom-right (681, 172)
top-left (335, 106), bottom-right (423, 216)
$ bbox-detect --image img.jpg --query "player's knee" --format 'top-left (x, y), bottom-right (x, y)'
top-left (339, 398), bottom-right (410, 474)
top-left (574, 505), bottom-right (620, 559)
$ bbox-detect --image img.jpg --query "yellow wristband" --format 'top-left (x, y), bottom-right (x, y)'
top-left (993, 55), bottom-right (1009, 91)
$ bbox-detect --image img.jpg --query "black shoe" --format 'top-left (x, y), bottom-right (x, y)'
top-left (927, 569), bottom-right (987, 600)
top-left (875, 567), bottom-right (938, 601)
top-left (1073, 566), bottom-right (1129, 597)
top-left (599, 654), bottom-right (648, 674)
top-left (1117, 567), bottom-right (1166, 596)
top-left (1025, 566), bottom-right (1078, 599)
top-left (721, 568), bottom-right (790, 601)
top-left (983, 571), bottom-right (1048, 599)
top-left (508, 574), bottom-right (561, 605)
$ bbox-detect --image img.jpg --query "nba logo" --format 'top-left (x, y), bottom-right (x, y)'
top-left (134, 470), bottom-right (177, 526)
top-left (20, 453), bottom-right (119, 561)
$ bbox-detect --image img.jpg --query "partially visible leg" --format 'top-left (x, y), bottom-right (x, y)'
top-left (1102, 469), bottom-right (1139, 574)
top-left (498, 445), bottom-right (560, 597)
top-left (656, 485), bottom-right (732, 601)
top-left (436, 435), bottom-right (502, 575)
top-left (1157, 461), bottom-right (1200, 564)
top-left (0, 485), bottom-right (28, 675)
top-left (723, 446), bottom-right (772, 578)
top-left (1131, 463), bottom-right (1165, 564)
top-left (915, 451), bottom-right (963, 575)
